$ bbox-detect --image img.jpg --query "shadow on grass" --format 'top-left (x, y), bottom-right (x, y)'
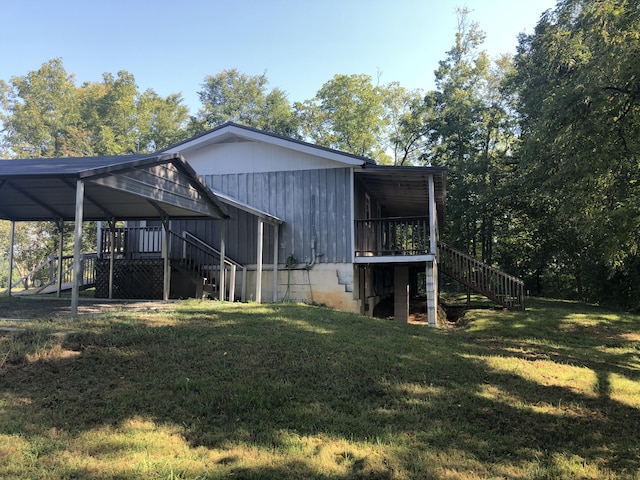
top-left (0, 298), bottom-right (639, 478)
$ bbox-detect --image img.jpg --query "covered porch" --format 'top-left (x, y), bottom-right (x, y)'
top-left (353, 166), bottom-right (446, 326)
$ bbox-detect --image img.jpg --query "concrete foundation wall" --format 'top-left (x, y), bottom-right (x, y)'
top-left (237, 263), bottom-right (360, 313)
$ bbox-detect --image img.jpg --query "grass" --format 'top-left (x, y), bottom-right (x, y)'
top-left (0, 296), bottom-right (639, 479)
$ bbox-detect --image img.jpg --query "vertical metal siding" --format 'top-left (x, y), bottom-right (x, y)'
top-left (193, 168), bottom-right (352, 265)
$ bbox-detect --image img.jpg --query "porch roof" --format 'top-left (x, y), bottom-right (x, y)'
top-left (210, 188), bottom-right (283, 225)
top-left (356, 165), bottom-right (447, 225)
top-left (0, 153), bottom-right (229, 222)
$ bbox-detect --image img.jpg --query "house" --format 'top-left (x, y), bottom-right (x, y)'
top-left (2, 123), bottom-right (524, 323)
top-left (147, 122), bottom-right (447, 325)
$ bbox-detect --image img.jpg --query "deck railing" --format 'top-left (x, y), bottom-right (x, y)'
top-left (100, 226), bottom-right (246, 301)
top-left (4, 253), bottom-right (96, 295)
top-left (100, 226), bottom-right (163, 258)
top-left (355, 216), bottom-right (431, 257)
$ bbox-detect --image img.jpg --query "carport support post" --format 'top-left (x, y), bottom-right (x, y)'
top-left (273, 223), bottom-right (279, 302)
top-left (219, 220), bottom-right (226, 301)
top-left (7, 221), bottom-right (15, 297)
top-left (56, 221), bottom-right (64, 298)
top-left (71, 180), bottom-right (85, 317)
top-left (255, 218), bottom-right (263, 303)
top-left (108, 221), bottom-right (116, 299)
top-left (162, 219), bottom-right (170, 301)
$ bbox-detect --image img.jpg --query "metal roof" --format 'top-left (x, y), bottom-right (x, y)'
top-left (0, 153), bottom-right (229, 222)
top-left (211, 189), bottom-right (283, 225)
top-left (355, 165), bottom-right (447, 225)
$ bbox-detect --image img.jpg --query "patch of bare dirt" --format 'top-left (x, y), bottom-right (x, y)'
top-left (372, 295), bottom-right (456, 326)
top-left (0, 298), bottom-right (177, 320)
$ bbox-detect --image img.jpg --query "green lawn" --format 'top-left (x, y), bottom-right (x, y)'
top-left (0, 297), bottom-right (639, 479)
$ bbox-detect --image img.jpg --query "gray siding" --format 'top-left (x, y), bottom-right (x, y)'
top-left (168, 170), bottom-right (397, 266)
top-left (182, 168), bottom-right (352, 265)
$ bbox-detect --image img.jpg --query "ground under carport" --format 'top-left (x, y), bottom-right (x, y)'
top-left (0, 297), bottom-right (178, 321)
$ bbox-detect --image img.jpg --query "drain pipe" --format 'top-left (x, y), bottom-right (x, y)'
top-left (305, 195), bottom-right (319, 269)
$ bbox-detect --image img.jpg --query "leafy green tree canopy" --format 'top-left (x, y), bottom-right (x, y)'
top-left (0, 58), bottom-right (189, 158)
top-left (297, 74), bottom-right (388, 161)
top-left (193, 69), bottom-right (299, 137)
top-left (513, 0), bottom-right (640, 306)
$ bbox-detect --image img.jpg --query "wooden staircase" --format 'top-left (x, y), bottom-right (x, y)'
top-left (169, 230), bottom-right (247, 302)
top-left (437, 242), bottom-right (525, 311)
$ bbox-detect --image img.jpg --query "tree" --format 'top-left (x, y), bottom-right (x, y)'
top-left (193, 69), bottom-right (299, 136)
top-left (382, 82), bottom-right (428, 166)
top-left (0, 58), bottom-right (80, 158)
top-left (297, 74), bottom-right (388, 161)
top-left (0, 60), bottom-right (191, 281)
top-left (421, 9), bottom-right (518, 266)
top-left (0, 59), bottom-right (190, 157)
top-left (513, 0), bottom-right (640, 307)
top-left (82, 71), bottom-right (189, 155)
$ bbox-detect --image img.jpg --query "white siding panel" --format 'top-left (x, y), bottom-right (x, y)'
top-left (188, 141), bottom-right (361, 175)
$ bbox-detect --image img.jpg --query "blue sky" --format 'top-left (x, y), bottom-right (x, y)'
top-left (3, 0), bottom-right (557, 114)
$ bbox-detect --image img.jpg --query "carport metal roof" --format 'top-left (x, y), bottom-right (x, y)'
top-left (0, 153), bottom-right (229, 222)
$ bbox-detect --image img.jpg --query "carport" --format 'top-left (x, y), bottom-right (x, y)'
top-left (0, 153), bottom-right (229, 315)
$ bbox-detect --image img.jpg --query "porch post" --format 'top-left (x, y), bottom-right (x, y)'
top-left (427, 174), bottom-right (439, 327)
top-left (349, 168), bottom-right (356, 263)
top-left (71, 179), bottom-right (85, 317)
top-left (428, 174), bottom-right (438, 255)
top-left (96, 221), bottom-right (103, 258)
top-left (162, 220), bottom-right (170, 301)
top-left (272, 223), bottom-right (279, 302)
top-left (7, 221), bottom-right (15, 297)
top-left (108, 221), bottom-right (115, 299)
top-left (219, 220), bottom-right (226, 301)
top-left (255, 218), bottom-right (263, 303)
top-left (56, 221), bottom-right (64, 298)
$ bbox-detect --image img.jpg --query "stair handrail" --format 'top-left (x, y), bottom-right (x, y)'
top-left (437, 242), bottom-right (525, 310)
top-left (170, 231), bottom-right (246, 302)
top-left (438, 242), bottom-right (524, 284)
top-left (180, 231), bottom-right (245, 269)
